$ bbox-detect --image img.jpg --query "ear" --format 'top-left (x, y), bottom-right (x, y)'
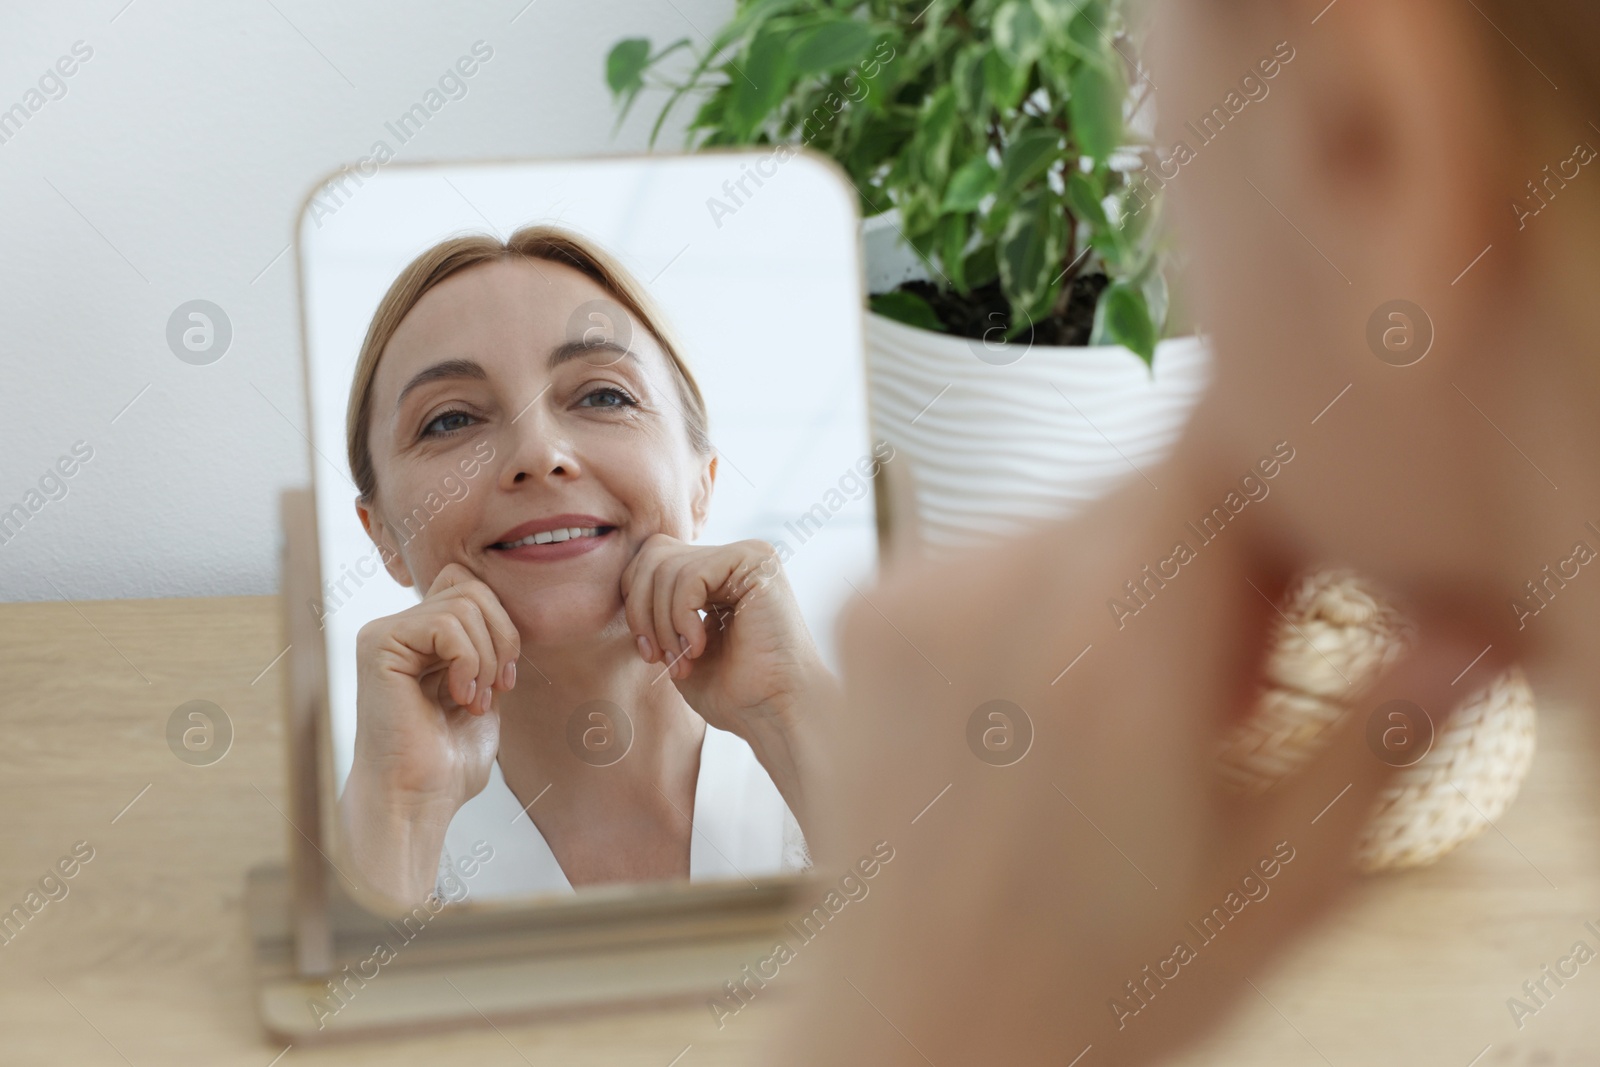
top-left (689, 455), bottom-right (717, 540)
top-left (1155, 0), bottom-right (1527, 422)
top-left (1248, 0), bottom-right (1518, 307)
top-left (354, 498), bottom-right (415, 588)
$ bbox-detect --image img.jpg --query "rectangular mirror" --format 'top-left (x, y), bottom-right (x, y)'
top-left (295, 150), bottom-right (877, 915)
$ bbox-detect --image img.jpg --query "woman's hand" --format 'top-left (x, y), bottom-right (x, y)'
top-left (340, 562), bottom-right (521, 905)
top-left (620, 534), bottom-right (838, 826)
top-left (768, 463), bottom-right (1517, 1067)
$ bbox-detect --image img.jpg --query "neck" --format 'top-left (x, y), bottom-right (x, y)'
top-left (493, 628), bottom-right (706, 825)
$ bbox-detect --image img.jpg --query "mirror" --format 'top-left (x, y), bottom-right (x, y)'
top-left (295, 150), bottom-right (877, 912)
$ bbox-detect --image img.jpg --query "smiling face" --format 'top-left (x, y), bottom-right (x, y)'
top-left (356, 256), bottom-right (716, 648)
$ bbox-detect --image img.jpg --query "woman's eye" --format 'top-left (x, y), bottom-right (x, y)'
top-left (421, 409), bottom-right (476, 437)
top-left (578, 386), bottom-right (637, 409)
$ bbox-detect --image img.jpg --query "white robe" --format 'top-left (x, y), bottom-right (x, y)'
top-left (436, 721), bottom-right (810, 900)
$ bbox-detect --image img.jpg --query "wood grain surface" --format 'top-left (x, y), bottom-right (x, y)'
top-left (1, 592), bottom-right (1596, 1065)
top-left (0, 595), bottom-right (780, 1066)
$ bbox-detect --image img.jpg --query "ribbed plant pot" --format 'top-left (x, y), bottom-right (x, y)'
top-left (862, 311), bottom-right (1211, 551)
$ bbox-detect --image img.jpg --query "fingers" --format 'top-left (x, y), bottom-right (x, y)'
top-left (381, 610), bottom-right (481, 710)
top-left (445, 595), bottom-right (501, 713)
top-left (656, 556), bottom-right (707, 671)
top-left (624, 536), bottom-right (774, 678)
top-left (425, 561), bottom-right (522, 710)
top-left (1223, 606), bottom-right (1513, 940)
top-left (442, 580), bottom-right (522, 694)
top-left (642, 557), bottom-right (696, 681)
top-left (440, 613), bottom-right (486, 711)
top-left (622, 538), bottom-right (665, 664)
top-left (425, 560), bottom-right (479, 598)
top-left (623, 534), bottom-right (696, 672)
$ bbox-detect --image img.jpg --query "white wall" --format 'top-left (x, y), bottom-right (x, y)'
top-left (0, 0), bottom-right (732, 602)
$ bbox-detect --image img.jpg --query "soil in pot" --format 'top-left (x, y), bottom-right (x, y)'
top-left (876, 273), bottom-right (1110, 347)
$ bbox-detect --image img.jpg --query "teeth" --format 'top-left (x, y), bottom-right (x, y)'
top-left (502, 526), bottom-right (603, 548)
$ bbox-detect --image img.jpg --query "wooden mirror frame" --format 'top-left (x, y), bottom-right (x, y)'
top-left (247, 150), bottom-right (920, 1043)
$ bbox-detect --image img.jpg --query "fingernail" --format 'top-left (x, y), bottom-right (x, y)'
top-left (465, 678), bottom-right (477, 706)
top-left (480, 685), bottom-right (493, 712)
top-left (637, 635), bottom-right (652, 661)
top-left (504, 662), bottom-right (516, 689)
top-left (679, 634), bottom-right (689, 652)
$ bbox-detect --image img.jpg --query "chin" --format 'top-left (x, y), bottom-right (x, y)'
top-left (504, 593), bottom-right (624, 651)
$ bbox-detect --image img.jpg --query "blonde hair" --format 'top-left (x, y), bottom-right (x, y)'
top-left (345, 224), bottom-right (712, 502)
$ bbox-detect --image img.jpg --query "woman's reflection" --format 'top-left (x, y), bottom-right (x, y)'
top-left (336, 225), bottom-right (835, 904)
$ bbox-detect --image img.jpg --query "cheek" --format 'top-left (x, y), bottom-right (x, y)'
top-left (633, 471), bottom-right (698, 539)
top-left (380, 469), bottom-right (486, 578)
top-left (590, 438), bottom-right (700, 537)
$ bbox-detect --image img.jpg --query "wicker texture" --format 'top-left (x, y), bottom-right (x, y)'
top-left (1216, 570), bottom-right (1537, 872)
top-left (1355, 667), bottom-right (1536, 871)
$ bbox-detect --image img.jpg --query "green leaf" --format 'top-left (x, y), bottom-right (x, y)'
top-left (964, 243), bottom-right (1000, 289)
top-left (911, 85), bottom-right (959, 187)
top-left (870, 290), bottom-right (946, 332)
top-left (606, 38), bottom-right (652, 97)
top-left (608, 38), bottom-right (694, 139)
top-left (1117, 172), bottom-right (1160, 243)
top-left (1141, 269), bottom-right (1169, 339)
top-left (847, 108), bottom-right (917, 174)
top-left (1069, 58), bottom-right (1123, 163)
top-left (952, 46), bottom-right (987, 123)
top-left (724, 29), bottom-right (797, 140)
top-left (999, 189), bottom-right (1067, 323)
top-left (792, 20), bottom-right (879, 76)
top-left (994, 1), bottom-right (1045, 67)
top-left (707, 0), bottom-right (809, 59)
top-left (1068, 0), bottom-right (1110, 53)
top-left (1031, 0), bottom-right (1087, 34)
top-left (1065, 169), bottom-right (1108, 230)
top-left (996, 128), bottom-right (1061, 197)
top-left (1092, 281), bottom-right (1157, 363)
top-left (688, 89), bottom-right (726, 133)
top-left (978, 199), bottom-right (1013, 241)
top-left (899, 187), bottom-right (941, 244)
top-left (940, 213), bottom-right (971, 292)
top-left (941, 156), bottom-right (996, 213)
top-left (983, 47), bottom-right (1029, 112)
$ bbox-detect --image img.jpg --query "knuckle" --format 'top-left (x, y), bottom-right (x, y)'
top-left (454, 597), bottom-right (487, 629)
top-left (355, 618), bottom-right (383, 650)
top-left (441, 612), bottom-right (473, 651)
top-left (642, 532), bottom-right (679, 556)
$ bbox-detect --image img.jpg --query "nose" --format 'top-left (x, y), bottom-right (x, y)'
top-left (498, 398), bottom-right (580, 490)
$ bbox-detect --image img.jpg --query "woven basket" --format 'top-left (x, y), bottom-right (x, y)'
top-left (1216, 570), bottom-right (1537, 872)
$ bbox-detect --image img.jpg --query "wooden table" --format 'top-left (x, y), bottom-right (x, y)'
top-left (2, 593), bottom-right (1596, 1064)
top-left (1165, 692), bottom-right (1600, 1067)
top-left (0, 595), bottom-right (781, 1065)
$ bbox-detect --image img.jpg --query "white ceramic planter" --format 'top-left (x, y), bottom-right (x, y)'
top-left (860, 214), bottom-right (1211, 550)
top-left (864, 315), bottom-right (1210, 549)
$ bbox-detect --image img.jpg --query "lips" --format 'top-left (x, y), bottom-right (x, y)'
top-left (494, 525), bottom-right (607, 548)
top-left (487, 513), bottom-right (617, 561)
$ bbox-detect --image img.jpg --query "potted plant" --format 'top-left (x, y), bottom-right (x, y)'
top-left (606, 0), bottom-right (1209, 550)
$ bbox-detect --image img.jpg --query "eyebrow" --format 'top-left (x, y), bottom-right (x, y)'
top-left (395, 358), bottom-right (487, 409)
top-left (394, 342), bottom-right (640, 411)
top-left (548, 338), bottom-right (640, 370)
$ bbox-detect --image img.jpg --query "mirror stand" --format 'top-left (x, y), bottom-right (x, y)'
top-left (246, 491), bottom-right (814, 1043)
